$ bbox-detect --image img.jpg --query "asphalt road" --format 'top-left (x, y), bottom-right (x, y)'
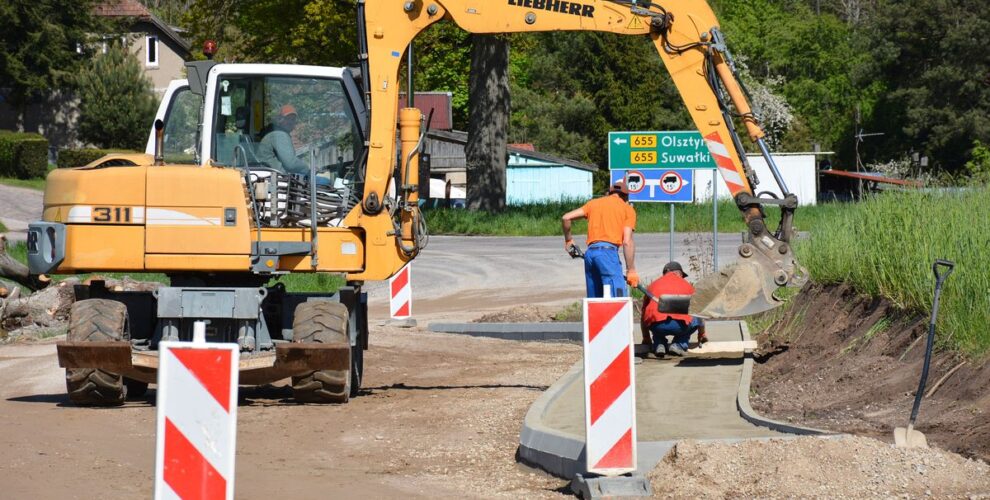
top-left (364, 233), bottom-right (742, 320)
top-left (0, 184), bottom-right (43, 241)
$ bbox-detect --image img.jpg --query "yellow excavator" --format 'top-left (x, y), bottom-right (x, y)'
top-left (27, 0), bottom-right (804, 405)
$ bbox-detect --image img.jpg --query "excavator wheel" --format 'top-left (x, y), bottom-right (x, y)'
top-left (291, 301), bottom-right (352, 404)
top-left (65, 299), bottom-right (128, 406)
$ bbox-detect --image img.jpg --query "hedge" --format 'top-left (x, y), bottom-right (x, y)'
top-left (0, 131), bottom-right (49, 179)
top-left (57, 148), bottom-right (142, 169)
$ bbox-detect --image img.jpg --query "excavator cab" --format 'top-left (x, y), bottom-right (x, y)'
top-left (147, 65), bottom-right (369, 229)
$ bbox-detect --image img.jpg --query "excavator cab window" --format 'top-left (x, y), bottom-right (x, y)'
top-left (210, 75), bottom-right (364, 182)
top-left (210, 75), bottom-right (365, 228)
top-left (160, 86), bottom-right (201, 164)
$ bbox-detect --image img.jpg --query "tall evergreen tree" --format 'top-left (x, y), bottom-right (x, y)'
top-left (0, 0), bottom-right (103, 123)
top-left (76, 44), bottom-right (158, 149)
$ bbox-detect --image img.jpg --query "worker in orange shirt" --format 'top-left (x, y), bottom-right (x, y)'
top-left (641, 261), bottom-right (707, 357)
top-left (561, 180), bottom-right (638, 298)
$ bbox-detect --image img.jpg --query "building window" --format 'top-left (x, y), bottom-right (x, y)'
top-left (146, 35), bottom-right (159, 67)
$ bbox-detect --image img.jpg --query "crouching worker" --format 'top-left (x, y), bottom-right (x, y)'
top-left (640, 261), bottom-right (707, 357)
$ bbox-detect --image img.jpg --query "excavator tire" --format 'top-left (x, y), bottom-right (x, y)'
top-left (124, 378), bottom-right (149, 398)
top-left (65, 299), bottom-right (128, 406)
top-left (291, 301), bottom-right (351, 404)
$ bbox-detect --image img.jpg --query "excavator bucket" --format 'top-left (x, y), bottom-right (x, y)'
top-left (691, 262), bottom-right (780, 318)
top-left (691, 248), bottom-right (807, 319)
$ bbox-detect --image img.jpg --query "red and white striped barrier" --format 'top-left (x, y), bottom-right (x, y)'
top-left (704, 131), bottom-right (746, 193)
top-left (583, 297), bottom-right (637, 475)
top-left (154, 326), bottom-right (239, 500)
top-left (390, 264), bottom-right (412, 319)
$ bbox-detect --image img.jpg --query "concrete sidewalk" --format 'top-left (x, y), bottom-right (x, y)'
top-left (518, 321), bottom-right (828, 479)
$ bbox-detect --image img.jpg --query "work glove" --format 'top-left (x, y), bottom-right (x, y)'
top-left (698, 331), bottom-right (709, 344)
top-left (626, 270), bottom-right (639, 288)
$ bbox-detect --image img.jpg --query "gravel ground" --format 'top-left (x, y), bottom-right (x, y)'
top-left (649, 436), bottom-right (990, 498)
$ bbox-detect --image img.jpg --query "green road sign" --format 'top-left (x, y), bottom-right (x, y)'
top-left (608, 131), bottom-right (717, 170)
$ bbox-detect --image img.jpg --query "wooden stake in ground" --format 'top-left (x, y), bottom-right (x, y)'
top-left (0, 235), bottom-right (50, 291)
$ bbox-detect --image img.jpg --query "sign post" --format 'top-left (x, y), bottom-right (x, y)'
top-left (712, 168), bottom-right (719, 272)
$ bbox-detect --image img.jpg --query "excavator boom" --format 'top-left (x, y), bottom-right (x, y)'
top-left (360, 0), bottom-right (807, 316)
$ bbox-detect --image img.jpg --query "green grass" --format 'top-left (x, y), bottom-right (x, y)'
top-left (272, 273), bottom-right (345, 293)
top-left (0, 176), bottom-right (46, 190)
top-left (0, 163), bottom-right (54, 191)
top-left (424, 200), bottom-right (833, 236)
top-left (796, 186), bottom-right (990, 357)
top-left (0, 220), bottom-right (7, 233)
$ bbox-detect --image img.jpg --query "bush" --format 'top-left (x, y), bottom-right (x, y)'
top-left (57, 148), bottom-right (141, 169)
top-left (76, 44), bottom-right (158, 149)
top-left (0, 131), bottom-right (49, 179)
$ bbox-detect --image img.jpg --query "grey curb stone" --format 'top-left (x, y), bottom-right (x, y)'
top-left (735, 322), bottom-right (830, 436)
top-left (429, 322), bottom-right (583, 342)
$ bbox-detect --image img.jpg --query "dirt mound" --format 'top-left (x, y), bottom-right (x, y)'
top-left (650, 436), bottom-right (990, 498)
top-left (750, 282), bottom-right (990, 461)
top-left (473, 305), bottom-right (557, 323)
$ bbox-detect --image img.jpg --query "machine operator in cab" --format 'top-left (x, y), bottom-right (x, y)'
top-left (561, 180), bottom-right (638, 298)
top-left (257, 104), bottom-right (309, 174)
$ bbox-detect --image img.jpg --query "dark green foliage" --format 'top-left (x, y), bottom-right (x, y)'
top-left (0, 0), bottom-right (104, 109)
top-left (858, 0), bottom-right (990, 173)
top-left (75, 45), bottom-right (158, 150)
top-left (509, 32), bottom-right (691, 171)
top-left (0, 131), bottom-right (49, 179)
top-left (57, 148), bottom-right (141, 169)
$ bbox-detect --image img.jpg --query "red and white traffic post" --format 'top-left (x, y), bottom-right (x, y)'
top-left (583, 297), bottom-right (637, 475)
top-left (154, 322), bottom-right (239, 500)
top-left (389, 263), bottom-right (412, 320)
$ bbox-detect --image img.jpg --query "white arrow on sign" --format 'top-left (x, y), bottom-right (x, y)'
top-left (613, 137), bottom-right (628, 145)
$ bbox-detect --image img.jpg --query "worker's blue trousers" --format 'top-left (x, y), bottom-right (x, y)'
top-left (649, 317), bottom-right (703, 351)
top-left (584, 243), bottom-right (627, 298)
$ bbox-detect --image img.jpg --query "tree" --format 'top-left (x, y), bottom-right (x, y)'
top-left (0, 0), bottom-right (104, 123)
top-left (76, 44), bottom-right (158, 149)
top-left (465, 35), bottom-right (510, 212)
top-left (183, 0), bottom-right (356, 66)
top-left (860, 0), bottom-right (990, 172)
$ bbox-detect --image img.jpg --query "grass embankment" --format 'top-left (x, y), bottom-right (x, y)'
top-left (795, 187), bottom-right (990, 356)
top-left (0, 177), bottom-right (46, 190)
top-left (0, 221), bottom-right (7, 233)
top-left (0, 162), bottom-right (54, 191)
top-left (6, 242), bottom-right (344, 293)
top-left (425, 200), bottom-right (832, 235)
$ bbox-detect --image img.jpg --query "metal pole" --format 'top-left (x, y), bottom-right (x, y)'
top-left (712, 168), bottom-right (719, 273)
top-left (668, 203), bottom-right (674, 262)
top-left (407, 42), bottom-right (414, 107)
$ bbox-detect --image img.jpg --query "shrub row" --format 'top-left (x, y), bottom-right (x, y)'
top-left (56, 148), bottom-right (141, 169)
top-left (0, 131), bottom-right (48, 179)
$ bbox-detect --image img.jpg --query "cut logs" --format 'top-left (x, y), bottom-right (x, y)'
top-left (0, 235), bottom-right (50, 291)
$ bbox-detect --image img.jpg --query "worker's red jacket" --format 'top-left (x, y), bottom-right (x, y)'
top-left (641, 273), bottom-right (694, 325)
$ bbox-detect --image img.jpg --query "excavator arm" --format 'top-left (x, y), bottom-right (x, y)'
top-left (352, 0), bottom-right (807, 315)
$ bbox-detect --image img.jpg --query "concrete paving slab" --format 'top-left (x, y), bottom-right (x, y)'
top-left (518, 320), bottom-right (830, 479)
top-left (541, 322), bottom-right (783, 442)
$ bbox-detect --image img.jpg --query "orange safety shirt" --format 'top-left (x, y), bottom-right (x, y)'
top-left (641, 272), bottom-right (695, 325)
top-left (582, 194), bottom-right (636, 246)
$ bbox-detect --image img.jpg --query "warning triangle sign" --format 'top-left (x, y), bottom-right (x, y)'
top-left (627, 16), bottom-right (643, 30)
